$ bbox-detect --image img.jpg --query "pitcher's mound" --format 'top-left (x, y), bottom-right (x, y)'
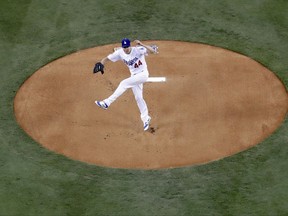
top-left (14, 41), bottom-right (288, 169)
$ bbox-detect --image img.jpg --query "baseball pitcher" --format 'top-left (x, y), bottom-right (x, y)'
top-left (93, 38), bottom-right (158, 131)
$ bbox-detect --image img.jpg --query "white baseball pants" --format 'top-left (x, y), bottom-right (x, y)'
top-left (103, 71), bottom-right (150, 124)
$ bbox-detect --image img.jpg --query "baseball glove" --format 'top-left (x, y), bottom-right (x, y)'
top-left (93, 62), bottom-right (104, 74)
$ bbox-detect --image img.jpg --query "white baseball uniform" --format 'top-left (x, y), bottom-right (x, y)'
top-left (103, 46), bottom-right (151, 124)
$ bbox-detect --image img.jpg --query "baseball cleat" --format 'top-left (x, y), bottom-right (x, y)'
top-left (143, 117), bottom-right (151, 131)
top-left (95, 101), bottom-right (109, 110)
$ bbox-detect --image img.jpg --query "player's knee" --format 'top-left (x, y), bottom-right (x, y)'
top-left (134, 95), bottom-right (144, 102)
top-left (119, 80), bottom-right (132, 90)
top-left (119, 81), bottom-right (126, 88)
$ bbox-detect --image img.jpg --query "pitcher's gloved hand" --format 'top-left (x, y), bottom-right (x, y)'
top-left (93, 62), bottom-right (104, 74)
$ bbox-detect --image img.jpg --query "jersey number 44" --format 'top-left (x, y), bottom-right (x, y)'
top-left (134, 60), bottom-right (142, 68)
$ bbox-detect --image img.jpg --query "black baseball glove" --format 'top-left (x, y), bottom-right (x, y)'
top-left (93, 62), bottom-right (104, 74)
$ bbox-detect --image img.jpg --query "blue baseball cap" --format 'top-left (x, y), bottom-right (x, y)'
top-left (122, 38), bottom-right (131, 48)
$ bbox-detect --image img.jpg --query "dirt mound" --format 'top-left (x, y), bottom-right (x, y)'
top-left (14, 41), bottom-right (288, 169)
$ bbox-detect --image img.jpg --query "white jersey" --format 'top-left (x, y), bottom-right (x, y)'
top-left (107, 46), bottom-right (148, 75)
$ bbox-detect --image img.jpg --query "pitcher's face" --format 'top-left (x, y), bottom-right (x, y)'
top-left (123, 47), bottom-right (131, 54)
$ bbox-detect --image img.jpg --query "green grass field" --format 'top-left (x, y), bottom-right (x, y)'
top-left (0, 0), bottom-right (287, 215)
